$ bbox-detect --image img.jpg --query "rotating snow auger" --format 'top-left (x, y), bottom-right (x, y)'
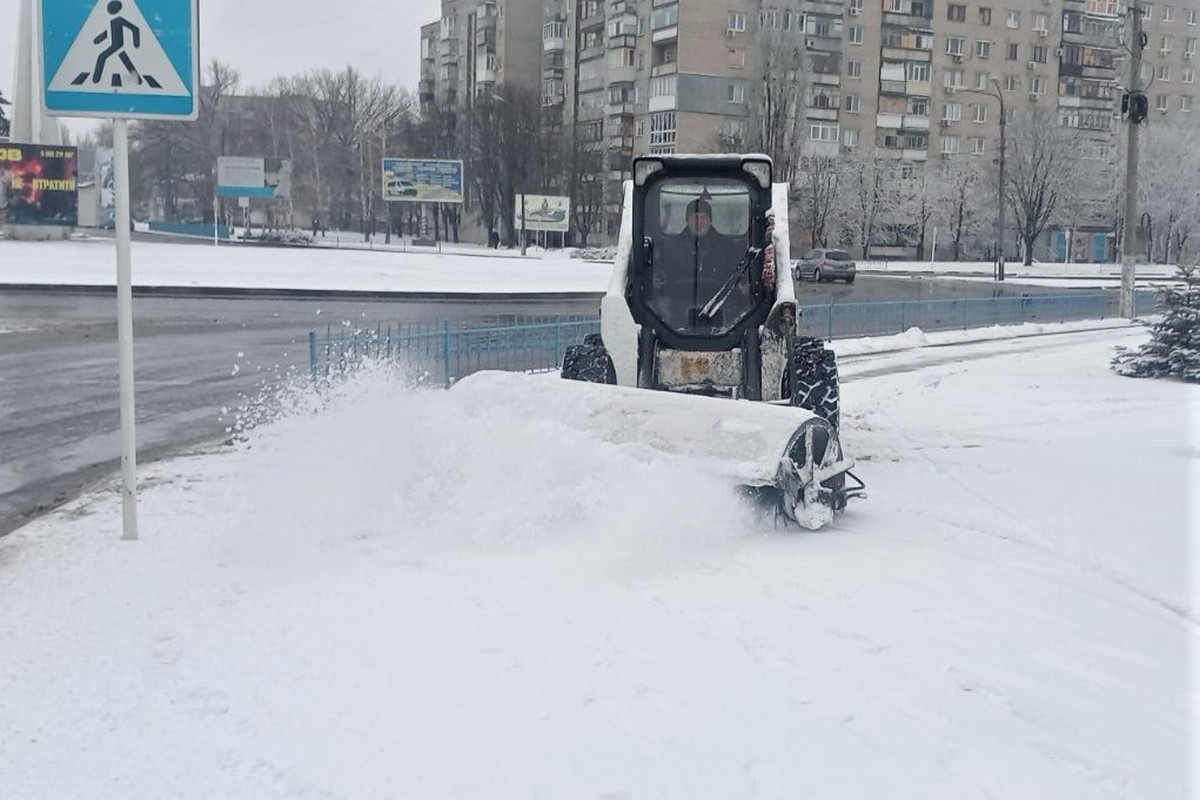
top-left (558, 154), bottom-right (864, 529)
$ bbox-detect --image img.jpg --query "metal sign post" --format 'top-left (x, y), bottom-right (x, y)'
top-left (41, 0), bottom-right (199, 540)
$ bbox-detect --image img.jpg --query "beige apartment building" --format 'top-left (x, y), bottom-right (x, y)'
top-left (422, 0), bottom-right (1198, 252)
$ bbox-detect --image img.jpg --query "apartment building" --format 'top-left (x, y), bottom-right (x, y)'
top-left (420, 0), bottom-right (1198, 250)
top-left (418, 0), bottom-right (542, 115)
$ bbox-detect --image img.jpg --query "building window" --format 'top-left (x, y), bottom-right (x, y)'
top-left (650, 4), bottom-right (678, 30)
top-left (971, 136), bottom-right (986, 154)
top-left (976, 39), bottom-right (992, 58)
top-left (1183, 96), bottom-right (1193, 112)
top-left (1143, 3), bottom-right (1153, 20)
top-left (1188, 8), bottom-right (1198, 24)
top-left (942, 101), bottom-right (962, 120)
top-left (1160, 35), bottom-right (1172, 53)
top-left (1029, 76), bottom-right (1046, 95)
top-left (914, 32), bottom-right (934, 49)
top-left (543, 21), bottom-right (564, 39)
top-left (1006, 9), bottom-right (1020, 28)
top-left (947, 36), bottom-right (965, 55)
top-left (844, 93), bottom-right (861, 112)
top-left (948, 3), bottom-right (966, 21)
top-left (1156, 94), bottom-right (1169, 111)
top-left (940, 135), bottom-right (959, 154)
top-left (849, 25), bottom-right (863, 44)
top-left (728, 49), bottom-right (746, 68)
top-left (1183, 67), bottom-right (1195, 83)
top-left (975, 71), bottom-right (990, 89)
top-left (907, 62), bottom-right (931, 81)
top-left (973, 103), bottom-right (987, 122)
top-left (905, 133), bottom-right (928, 149)
top-left (1164, 5), bottom-right (1175, 21)
top-left (1003, 74), bottom-right (1019, 91)
top-left (943, 68), bottom-right (964, 87)
top-left (1157, 65), bottom-right (1171, 81)
top-left (979, 7), bottom-right (992, 24)
top-left (1007, 42), bottom-right (1019, 60)
top-left (1032, 45), bottom-right (1048, 62)
top-left (1186, 37), bottom-right (1197, 55)
top-left (727, 12), bottom-right (747, 32)
top-left (650, 75), bottom-right (676, 97)
top-left (907, 96), bottom-right (929, 115)
top-left (843, 128), bottom-right (860, 148)
top-left (847, 60), bottom-right (862, 78)
top-left (1032, 12), bottom-right (1049, 31)
top-left (726, 83), bottom-right (744, 103)
top-left (649, 111), bottom-right (676, 153)
top-left (808, 122), bottom-right (840, 142)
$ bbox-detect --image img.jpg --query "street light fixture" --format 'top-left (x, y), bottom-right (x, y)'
top-left (963, 76), bottom-right (1006, 280)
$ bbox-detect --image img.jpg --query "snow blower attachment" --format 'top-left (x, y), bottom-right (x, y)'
top-left (559, 154), bottom-right (865, 529)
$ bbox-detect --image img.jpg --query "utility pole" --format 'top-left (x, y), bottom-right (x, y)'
top-left (1120, 1), bottom-right (1145, 318)
top-left (995, 77), bottom-right (1006, 282)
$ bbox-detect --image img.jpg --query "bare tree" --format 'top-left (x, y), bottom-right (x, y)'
top-left (931, 155), bottom-right (987, 261)
top-left (833, 148), bottom-right (886, 258)
top-left (1138, 119), bottom-right (1200, 264)
top-left (1005, 108), bottom-right (1083, 266)
top-left (746, 2), bottom-right (807, 184)
top-left (794, 154), bottom-right (839, 249)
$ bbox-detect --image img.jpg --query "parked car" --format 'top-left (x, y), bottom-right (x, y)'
top-left (793, 248), bottom-right (857, 283)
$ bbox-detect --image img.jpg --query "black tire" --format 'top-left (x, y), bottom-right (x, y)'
top-left (784, 336), bottom-right (840, 429)
top-left (845, 275), bottom-right (855, 284)
top-left (561, 343), bottom-right (616, 384)
top-left (814, 267), bottom-right (823, 283)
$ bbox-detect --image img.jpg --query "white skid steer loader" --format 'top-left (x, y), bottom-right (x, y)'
top-left (556, 154), bottom-right (865, 529)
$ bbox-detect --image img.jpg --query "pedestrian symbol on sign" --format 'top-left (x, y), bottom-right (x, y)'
top-left (69, 1), bottom-right (161, 88)
top-left (46, 0), bottom-right (188, 96)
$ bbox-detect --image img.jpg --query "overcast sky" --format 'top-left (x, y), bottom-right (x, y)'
top-left (2, 0), bottom-right (439, 130)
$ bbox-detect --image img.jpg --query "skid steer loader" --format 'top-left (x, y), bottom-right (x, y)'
top-left (558, 154), bottom-right (864, 529)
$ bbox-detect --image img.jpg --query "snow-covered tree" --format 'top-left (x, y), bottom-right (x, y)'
top-left (1137, 119), bottom-right (1200, 264)
top-left (794, 154), bottom-right (839, 249)
top-left (746, 1), bottom-right (807, 184)
top-left (1112, 264), bottom-right (1200, 382)
top-left (931, 155), bottom-right (987, 261)
top-left (1005, 108), bottom-right (1083, 265)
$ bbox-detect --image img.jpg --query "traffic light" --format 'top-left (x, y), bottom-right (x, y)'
top-left (1130, 92), bottom-right (1149, 123)
top-left (1121, 92), bottom-right (1130, 115)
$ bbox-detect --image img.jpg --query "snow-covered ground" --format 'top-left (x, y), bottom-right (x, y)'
top-left (0, 236), bottom-right (1179, 295)
top-left (1, 323), bottom-right (1194, 799)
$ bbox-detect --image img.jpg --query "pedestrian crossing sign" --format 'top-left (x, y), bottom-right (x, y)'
top-left (41, 0), bottom-right (198, 119)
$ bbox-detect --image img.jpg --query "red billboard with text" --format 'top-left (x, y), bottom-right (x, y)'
top-left (0, 144), bottom-right (79, 226)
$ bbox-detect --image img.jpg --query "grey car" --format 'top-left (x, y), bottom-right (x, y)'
top-left (794, 248), bottom-right (857, 284)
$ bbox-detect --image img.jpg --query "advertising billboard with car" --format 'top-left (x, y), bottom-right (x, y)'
top-left (382, 158), bottom-right (464, 203)
top-left (0, 143), bottom-right (78, 226)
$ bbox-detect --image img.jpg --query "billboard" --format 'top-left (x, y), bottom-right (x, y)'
top-left (382, 158), bottom-right (464, 203)
top-left (0, 143), bottom-right (79, 226)
top-left (217, 156), bottom-right (291, 198)
top-left (515, 194), bottom-right (571, 233)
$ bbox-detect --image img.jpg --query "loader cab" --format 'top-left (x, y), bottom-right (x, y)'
top-left (629, 155), bottom-right (774, 352)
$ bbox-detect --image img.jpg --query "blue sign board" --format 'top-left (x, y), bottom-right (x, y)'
top-left (41, 0), bottom-right (198, 119)
top-left (382, 159), bottom-right (465, 204)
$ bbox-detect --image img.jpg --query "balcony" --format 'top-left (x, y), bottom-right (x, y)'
top-left (607, 101), bottom-right (635, 116)
top-left (543, 36), bottom-right (564, 52)
top-left (651, 62), bottom-right (678, 77)
top-left (609, 65), bottom-right (637, 84)
top-left (806, 107), bottom-right (840, 121)
top-left (652, 25), bottom-right (678, 43)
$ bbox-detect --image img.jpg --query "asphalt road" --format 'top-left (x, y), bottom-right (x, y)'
top-left (0, 274), bottom-right (1077, 536)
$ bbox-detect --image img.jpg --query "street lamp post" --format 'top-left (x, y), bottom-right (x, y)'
top-left (964, 76), bottom-right (1006, 280)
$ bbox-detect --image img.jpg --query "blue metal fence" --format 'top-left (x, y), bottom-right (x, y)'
top-left (308, 290), bottom-right (1160, 385)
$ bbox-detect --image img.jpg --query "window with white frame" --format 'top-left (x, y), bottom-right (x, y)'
top-left (1184, 67), bottom-right (1195, 83)
top-left (847, 60), bottom-right (862, 78)
top-left (1158, 65), bottom-right (1171, 81)
top-left (1143, 3), bottom-right (1154, 19)
top-left (1164, 5), bottom-right (1175, 21)
top-left (973, 103), bottom-right (988, 122)
top-left (842, 129), bottom-right (860, 149)
top-left (727, 12), bottom-right (746, 32)
top-left (940, 135), bottom-right (959, 153)
top-left (1160, 35), bottom-right (1172, 52)
top-left (1156, 94), bottom-right (1169, 110)
top-left (1032, 45), bottom-right (1048, 62)
top-left (1183, 96), bottom-right (1193, 112)
top-left (1003, 74), bottom-right (1019, 90)
top-left (543, 21), bottom-right (564, 39)
top-left (1033, 12), bottom-right (1049, 31)
top-left (1006, 9), bottom-right (1020, 28)
top-left (971, 137), bottom-right (986, 153)
top-left (808, 122), bottom-right (839, 142)
top-left (975, 71), bottom-right (990, 89)
top-left (726, 83), bottom-right (744, 103)
top-left (1186, 37), bottom-right (1197, 55)
top-left (907, 96), bottom-right (929, 114)
top-left (1007, 42), bottom-right (1019, 60)
top-left (943, 68), bottom-right (964, 87)
top-left (844, 93), bottom-right (861, 112)
top-left (947, 36), bottom-right (966, 55)
top-left (849, 0), bottom-right (864, 10)
top-left (942, 101), bottom-right (962, 120)
top-left (649, 111), bottom-right (676, 153)
top-left (849, 25), bottom-right (863, 44)
top-left (907, 62), bottom-right (931, 81)
top-left (1189, 8), bottom-right (1198, 24)
top-left (914, 32), bottom-right (935, 50)
top-left (1029, 76), bottom-right (1046, 94)
top-left (976, 39), bottom-right (992, 58)
top-left (650, 75), bottom-right (676, 98)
